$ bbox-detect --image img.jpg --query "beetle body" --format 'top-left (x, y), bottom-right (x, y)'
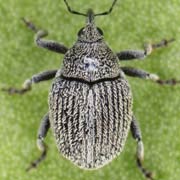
top-left (49, 9), bottom-right (133, 169)
top-left (3, 1), bottom-right (177, 178)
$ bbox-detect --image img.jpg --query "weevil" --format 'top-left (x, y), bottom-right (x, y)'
top-left (2, 0), bottom-right (180, 179)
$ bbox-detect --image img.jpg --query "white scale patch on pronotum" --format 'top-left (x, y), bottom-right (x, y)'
top-left (84, 56), bottom-right (99, 81)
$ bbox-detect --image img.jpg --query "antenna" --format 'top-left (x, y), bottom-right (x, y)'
top-left (64, 0), bottom-right (86, 16)
top-left (95, 0), bottom-right (117, 16)
top-left (64, 0), bottom-right (118, 17)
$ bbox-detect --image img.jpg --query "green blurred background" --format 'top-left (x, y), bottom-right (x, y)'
top-left (0, 0), bottom-right (180, 180)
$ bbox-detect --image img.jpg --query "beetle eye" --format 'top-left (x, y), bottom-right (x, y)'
top-left (78, 27), bottom-right (84, 36)
top-left (97, 27), bottom-right (103, 35)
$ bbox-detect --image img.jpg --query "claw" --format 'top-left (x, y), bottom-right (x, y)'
top-left (137, 158), bottom-right (155, 180)
top-left (152, 38), bottom-right (175, 49)
top-left (1, 87), bottom-right (29, 95)
top-left (21, 17), bottom-right (38, 33)
top-left (26, 147), bottom-right (47, 172)
top-left (156, 78), bottom-right (180, 85)
top-left (26, 162), bottom-right (38, 172)
top-left (144, 38), bottom-right (175, 55)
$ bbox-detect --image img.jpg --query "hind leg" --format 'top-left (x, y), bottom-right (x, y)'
top-left (131, 115), bottom-right (154, 180)
top-left (26, 113), bottom-right (50, 171)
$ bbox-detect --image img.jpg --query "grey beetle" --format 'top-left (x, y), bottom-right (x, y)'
top-left (2, 0), bottom-right (180, 179)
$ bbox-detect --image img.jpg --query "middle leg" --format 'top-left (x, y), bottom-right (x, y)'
top-left (121, 66), bottom-right (180, 85)
top-left (2, 69), bottom-right (58, 95)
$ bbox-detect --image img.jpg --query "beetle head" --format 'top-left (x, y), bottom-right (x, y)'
top-left (64, 0), bottom-right (117, 42)
top-left (77, 9), bottom-right (104, 43)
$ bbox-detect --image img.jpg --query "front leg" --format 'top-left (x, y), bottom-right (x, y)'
top-left (22, 18), bottom-right (68, 54)
top-left (117, 39), bottom-right (174, 61)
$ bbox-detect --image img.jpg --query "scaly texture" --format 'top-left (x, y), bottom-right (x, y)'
top-left (61, 23), bottom-right (120, 82)
top-left (49, 76), bottom-right (132, 169)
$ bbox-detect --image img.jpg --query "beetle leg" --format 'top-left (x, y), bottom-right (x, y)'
top-left (22, 18), bottom-right (68, 54)
top-left (26, 113), bottom-right (50, 171)
top-left (1, 70), bottom-right (58, 95)
top-left (116, 38), bottom-right (174, 61)
top-left (121, 66), bottom-right (180, 85)
top-left (131, 116), bottom-right (154, 180)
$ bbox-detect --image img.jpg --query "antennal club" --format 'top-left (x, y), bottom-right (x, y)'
top-left (63, 0), bottom-right (118, 17)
